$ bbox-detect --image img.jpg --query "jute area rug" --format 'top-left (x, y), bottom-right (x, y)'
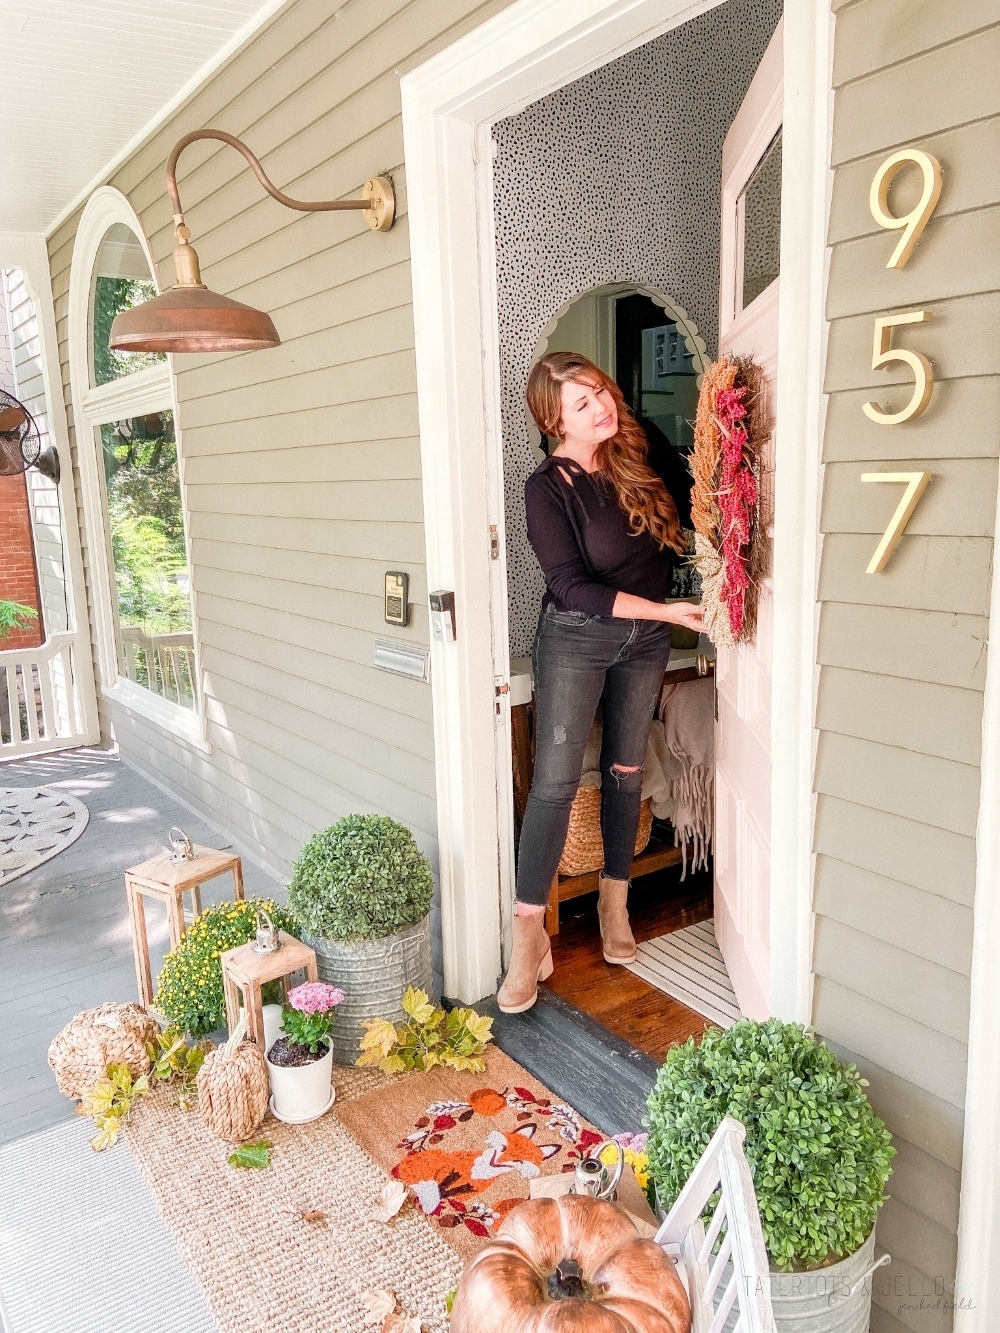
top-left (125, 1047), bottom-right (594, 1333)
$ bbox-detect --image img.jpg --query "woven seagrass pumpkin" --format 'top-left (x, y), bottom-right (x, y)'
top-left (450, 1194), bottom-right (691, 1333)
top-left (48, 1002), bottom-right (158, 1100)
top-left (197, 1016), bottom-right (269, 1142)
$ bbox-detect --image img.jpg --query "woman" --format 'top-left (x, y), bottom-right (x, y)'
top-left (498, 351), bottom-right (705, 1014)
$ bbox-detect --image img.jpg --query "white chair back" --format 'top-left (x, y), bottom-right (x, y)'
top-left (655, 1116), bottom-right (776, 1333)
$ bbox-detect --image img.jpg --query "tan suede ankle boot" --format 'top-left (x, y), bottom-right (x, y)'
top-left (497, 912), bottom-right (553, 1014)
top-left (598, 875), bottom-right (637, 964)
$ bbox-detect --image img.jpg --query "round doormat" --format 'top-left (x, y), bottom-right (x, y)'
top-left (0, 786), bottom-right (90, 887)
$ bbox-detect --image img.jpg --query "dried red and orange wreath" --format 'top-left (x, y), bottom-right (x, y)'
top-left (690, 355), bottom-right (767, 646)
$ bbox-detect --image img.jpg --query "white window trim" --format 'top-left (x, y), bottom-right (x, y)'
top-left (67, 186), bottom-right (210, 752)
top-left (401, 0), bottom-right (831, 1007)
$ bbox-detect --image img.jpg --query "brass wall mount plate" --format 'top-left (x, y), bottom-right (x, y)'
top-left (363, 176), bottom-right (396, 232)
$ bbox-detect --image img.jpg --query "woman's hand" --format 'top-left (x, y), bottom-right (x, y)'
top-left (663, 601), bottom-right (705, 633)
top-left (611, 591), bottom-right (706, 631)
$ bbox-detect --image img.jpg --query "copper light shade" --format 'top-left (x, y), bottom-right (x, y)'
top-left (110, 285), bottom-right (280, 353)
top-left (109, 129), bottom-right (394, 356)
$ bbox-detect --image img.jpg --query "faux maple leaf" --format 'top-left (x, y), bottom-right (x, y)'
top-left (372, 1179), bottom-right (408, 1224)
top-left (360, 1289), bottom-right (397, 1327)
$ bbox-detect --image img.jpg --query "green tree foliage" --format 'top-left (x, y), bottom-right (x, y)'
top-left (646, 1019), bottom-right (895, 1270)
top-left (101, 416), bottom-right (191, 637)
top-left (0, 600), bottom-right (37, 642)
top-left (92, 276), bottom-right (163, 386)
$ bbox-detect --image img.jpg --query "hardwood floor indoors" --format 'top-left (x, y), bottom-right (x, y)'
top-left (542, 859), bottom-right (714, 1062)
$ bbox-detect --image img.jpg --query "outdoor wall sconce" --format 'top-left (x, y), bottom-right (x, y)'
top-left (109, 129), bottom-right (395, 354)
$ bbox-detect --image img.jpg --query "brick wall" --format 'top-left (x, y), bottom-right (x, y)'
top-left (0, 471), bottom-right (44, 649)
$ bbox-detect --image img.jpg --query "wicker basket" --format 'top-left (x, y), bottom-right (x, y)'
top-left (557, 784), bottom-right (654, 877)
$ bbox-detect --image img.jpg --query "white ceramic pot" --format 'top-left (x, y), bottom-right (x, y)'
top-left (266, 1043), bottom-right (335, 1124)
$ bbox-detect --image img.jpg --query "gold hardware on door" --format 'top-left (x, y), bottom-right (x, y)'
top-left (489, 525), bottom-right (500, 560)
top-left (861, 471), bottom-right (932, 573)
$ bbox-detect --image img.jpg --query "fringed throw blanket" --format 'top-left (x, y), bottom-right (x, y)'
top-left (650, 677), bottom-right (715, 876)
top-left (690, 356), bottom-right (768, 646)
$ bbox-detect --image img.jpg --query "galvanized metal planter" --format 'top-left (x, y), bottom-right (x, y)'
top-left (305, 916), bottom-right (434, 1065)
top-left (656, 1183), bottom-right (884, 1333)
top-left (767, 1230), bottom-right (884, 1333)
top-left (715, 1229), bottom-right (883, 1333)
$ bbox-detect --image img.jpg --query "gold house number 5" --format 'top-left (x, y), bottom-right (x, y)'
top-left (861, 471), bottom-right (932, 573)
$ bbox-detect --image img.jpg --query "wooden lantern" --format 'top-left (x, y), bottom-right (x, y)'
top-left (220, 930), bottom-right (318, 1051)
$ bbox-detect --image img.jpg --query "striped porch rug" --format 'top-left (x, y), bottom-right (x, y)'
top-left (626, 919), bottom-right (741, 1028)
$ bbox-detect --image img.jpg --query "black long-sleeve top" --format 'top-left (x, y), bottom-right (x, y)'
top-left (524, 423), bottom-right (692, 619)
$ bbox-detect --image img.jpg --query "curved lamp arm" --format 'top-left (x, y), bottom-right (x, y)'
top-left (165, 129), bottom-right (394, 287)
top-left (166, 129), bottom-right (387, 219)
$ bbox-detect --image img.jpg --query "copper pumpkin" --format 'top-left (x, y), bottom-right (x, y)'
top-left (449, 1194), bottom-right (691, 1333)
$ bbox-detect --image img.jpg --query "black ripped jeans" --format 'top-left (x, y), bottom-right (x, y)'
top-left (515, 605), bottom-right (672, 907)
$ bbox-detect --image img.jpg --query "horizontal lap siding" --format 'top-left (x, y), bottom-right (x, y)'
top-left (819, 4), bottom-right (1000, 1330)
top-left (46, 0), bottom-right (514, 920)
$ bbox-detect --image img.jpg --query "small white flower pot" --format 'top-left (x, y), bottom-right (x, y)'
top-left (266, 1043), bottom-right (335, 1124)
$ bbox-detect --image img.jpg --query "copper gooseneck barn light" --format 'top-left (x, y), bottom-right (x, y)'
top-left (109, 129), bottom-right (395, 354)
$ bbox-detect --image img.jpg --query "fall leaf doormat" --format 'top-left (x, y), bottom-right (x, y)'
top-left (337, 1045), bottom-right (601, 1260)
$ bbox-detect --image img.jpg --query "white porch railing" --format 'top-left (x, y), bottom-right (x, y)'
top-left (120, 627), bottom-right (197, 710)
top-left (0, 631), bottom-right (90, 757)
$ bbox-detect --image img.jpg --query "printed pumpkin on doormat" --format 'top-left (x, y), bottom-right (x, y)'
top-left (336, 1046), bottom-right (602, 1259)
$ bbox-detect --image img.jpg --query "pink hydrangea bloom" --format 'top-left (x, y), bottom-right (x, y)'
top-left (612, 1131), bottom-right (649, 1152)
top-left (287, 981), bottom-right (345, 1014)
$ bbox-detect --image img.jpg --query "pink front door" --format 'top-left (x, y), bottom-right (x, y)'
top-left (713, 21), bottom-right (782, 1021)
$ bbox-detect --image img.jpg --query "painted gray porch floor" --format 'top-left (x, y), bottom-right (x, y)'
top-left (0, 747), bottom-right (281, 1146)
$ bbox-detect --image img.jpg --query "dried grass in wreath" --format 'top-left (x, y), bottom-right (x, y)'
top-left (688, 355), bottom-right (768, 646)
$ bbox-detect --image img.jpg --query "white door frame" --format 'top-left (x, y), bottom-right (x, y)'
top-left (955, 493), bottom-right (1000, 1322)
top-left (0, 230), bottom-right (100, 748)
top-left (401, 0), bottom-right (831, 1009)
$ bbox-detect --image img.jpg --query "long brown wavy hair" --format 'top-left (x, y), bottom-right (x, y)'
top-left (526, 351), bottom-right (686, 555)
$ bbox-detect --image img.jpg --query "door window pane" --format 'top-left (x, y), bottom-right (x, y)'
top-left (740, 128), bottom-right (782, 310)
top-left (91, 225), bottom-right (165, 386)
top-left (100, 410), bottom-right (196, 709)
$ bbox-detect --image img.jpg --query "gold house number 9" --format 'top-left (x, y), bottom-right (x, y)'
top-left (861, 149), bottom-right (943, 572)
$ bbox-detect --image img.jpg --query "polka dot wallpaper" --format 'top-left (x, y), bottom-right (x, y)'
top-left (494, 0), bottom-right (783, 655)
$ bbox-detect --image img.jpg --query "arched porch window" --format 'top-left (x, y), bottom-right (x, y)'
top-left (69, 188), bottom-right (204, 745)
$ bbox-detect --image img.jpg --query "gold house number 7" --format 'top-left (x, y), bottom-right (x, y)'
top-left (861, 472), bottom-right (932, 574)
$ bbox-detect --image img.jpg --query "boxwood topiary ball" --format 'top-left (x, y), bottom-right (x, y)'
top-left (288, 814), bottom-right (433, 944)
top-left (646, 1018), bottom-right (895, 1271)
